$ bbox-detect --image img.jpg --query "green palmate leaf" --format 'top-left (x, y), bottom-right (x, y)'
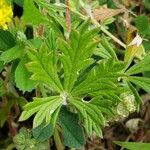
top-left (72, 59), bottom-right (124, 96)
top-left (59, 107), bottom-right (85, 148)
top-left (129, 76), bottom-right (150, 93)
top-left (19, 20), bottom-right (139, 142)
top-left (32, 122), bottom-right (53, 142)
top-left (23, 0), bottom-right (47, 25)
top-left (26, 47), bottom-right (63, 93)
top-left (114, 141), bottom-right (150, 150)
top-left (0, 29), bottom-right (16, 51)
top-left (71, 99), bottom-right (105, 137)
top-left (59, 21), bottom-right (99, 92)
top-left (126, 54), bottom-right (150, 75)
top-left (19, 96), bottom-right (62, 128)
top-left (0, 45), bottom-right (24, 64)
top-left (15, 56), bottom-right (37, 92)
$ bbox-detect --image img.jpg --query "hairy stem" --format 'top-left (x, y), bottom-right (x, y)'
top-left (65, 0), bottom-right (71, 38)
top-left (38, 25), bottom-right (44, 37)
top-left (101, 24), bottom-right (126, 48)
top-left (66, 0), bottom-right (126, 48)
top-left (7, 117), bottom-right (17, 137)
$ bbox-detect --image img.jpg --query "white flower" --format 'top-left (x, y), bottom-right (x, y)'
top-left (128, 34), bottom-right (143, 47)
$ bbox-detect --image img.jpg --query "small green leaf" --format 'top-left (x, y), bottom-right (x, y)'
top-left (0, 45), bottom-right (24, 64)
top-left (23, 0), bottom-right (47, 25)
top-left (114, 141), bottom-right (150, 150)
top-left (59, 107), bottom-right (85, 148)
top-left (15, 56), bottom-right (37, 92)
top-left (0, 29), bottom-right (15, 51)
top-left (32, 122), bottom-right (53, 142)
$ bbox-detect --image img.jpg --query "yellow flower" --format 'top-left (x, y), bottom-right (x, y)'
top-left (0, 0), bottom-right (13, 30)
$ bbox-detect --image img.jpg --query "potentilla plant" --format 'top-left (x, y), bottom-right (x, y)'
top-left (0, 0), bottom-right (150, 149)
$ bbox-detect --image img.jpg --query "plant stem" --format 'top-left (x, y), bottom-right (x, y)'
top-left (90, 17), bottom-right (126, 48)
top-left (54, 128), bottom-right (64, 150)
top-left (65, 0), bottom-right (71, 38)
top-left (101, 26), bottom-right (126, 48)
top-left (7, 117), bottom-right (17, 137)
top-left (65, 0), bottom-right (126, 48)
top-left (38, 25), bottom-right (44, 37)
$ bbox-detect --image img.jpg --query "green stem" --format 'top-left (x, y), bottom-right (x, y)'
top-left (67, 0), bottom-right (127, 48)
top-left (87, 10), bottom-right (127, 49)
top-left (101, 26), bottom-right (126, 48)
top-left (54, 129), bottom-right (64, 150)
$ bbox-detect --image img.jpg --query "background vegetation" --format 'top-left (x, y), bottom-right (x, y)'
top-left (0, 0), bottom-right (150, 150)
